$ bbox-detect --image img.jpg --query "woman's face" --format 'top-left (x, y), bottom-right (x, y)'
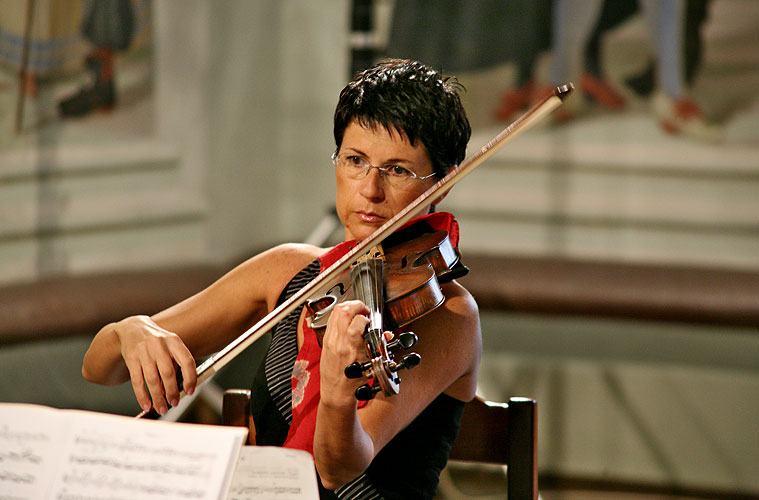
top-left (335, 121), bottom-right (439, 242)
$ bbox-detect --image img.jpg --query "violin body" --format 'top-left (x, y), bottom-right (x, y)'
top-left (305, 229), bottom-right (459, 331)
top-left (383, 264), bottom-right (443, 329)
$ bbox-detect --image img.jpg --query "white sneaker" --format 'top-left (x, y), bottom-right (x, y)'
top-left (652, 92), bottom-right (723, 143)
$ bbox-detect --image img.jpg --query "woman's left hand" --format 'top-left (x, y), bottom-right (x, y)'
top-left (318, 300), bottom-right (373, 408)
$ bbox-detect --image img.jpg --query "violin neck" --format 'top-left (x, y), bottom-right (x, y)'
top-left (350, 257), bottom-right (385, 354)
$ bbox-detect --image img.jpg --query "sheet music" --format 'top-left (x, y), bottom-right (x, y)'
top-left (0, 404), bottom-right (247, 500)
top-left (226, 446), bottom-right (319, 500)
top-left (0, 404), bottom-right (67, 500)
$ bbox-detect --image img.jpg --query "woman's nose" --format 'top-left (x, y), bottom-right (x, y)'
top-left (358, 167), bottom-right (386, 200)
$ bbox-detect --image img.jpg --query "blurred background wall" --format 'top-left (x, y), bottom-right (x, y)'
top-left (0, 0), bottom-right (757, 497)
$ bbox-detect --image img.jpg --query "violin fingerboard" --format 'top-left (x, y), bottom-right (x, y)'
top-left (350, 258), bottom-right (385, 335)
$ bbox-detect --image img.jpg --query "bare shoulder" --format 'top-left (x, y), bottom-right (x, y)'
top-left (235, 242), bottom-right (323, 275)
top-left (406, 280), bottom-right (481, 380)
top-left (231, 243), bottom-right (325, 307)
top-left (440, 280), bottom-right (478, 317)
top-left (425, 280), bottom-right (480, 338)
top-left (418, 280), bottom-right (481, 400)
top-left (261, 242), bottom-right (325, 274)
top-left (439, 281), bottom-right (480, 353)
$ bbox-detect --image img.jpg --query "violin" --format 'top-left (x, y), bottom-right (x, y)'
top-left (305, 227), bottom-right (464, 400)
top-left (135, 84), bottom-right (572, 418)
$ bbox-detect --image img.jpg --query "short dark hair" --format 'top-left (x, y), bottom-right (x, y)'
top-left (333, 59), bottom-right (471, 177)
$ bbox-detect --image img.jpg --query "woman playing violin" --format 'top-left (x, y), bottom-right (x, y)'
top-left (82, 58), bottom-right (481, 499)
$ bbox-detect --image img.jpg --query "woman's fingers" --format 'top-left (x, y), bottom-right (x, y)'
top-left (160, 337), bottom-right (197, 403)
top-left (330, 300), bottom-right (369, 335)
top-left (347, 313), bottom-right (370, 338)
top-left (156, 354), bottom-right (180, 408)
top-left (142, 360), bottom-right (169, 415)
top-left (117, 316), bottom-right (196, 414)
top-left (320, 300), bottom-right (370, 406)
top-left (123, 354), bottom-right (153, 413)
top-left (169, 337), bottom-right (197, 396)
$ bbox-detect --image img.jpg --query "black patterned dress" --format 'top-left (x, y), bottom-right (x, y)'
top-left (248, 259), bottom-right (466, 500)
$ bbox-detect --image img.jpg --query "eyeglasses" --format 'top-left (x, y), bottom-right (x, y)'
top-left (332, 152), bottom-right (437, 189)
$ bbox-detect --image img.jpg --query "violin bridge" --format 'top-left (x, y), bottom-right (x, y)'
top-left (355, 244), bottom-right (385, 264)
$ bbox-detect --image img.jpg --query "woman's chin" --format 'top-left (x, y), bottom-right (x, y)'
top-left (347, 224), bottom-right (380, 242)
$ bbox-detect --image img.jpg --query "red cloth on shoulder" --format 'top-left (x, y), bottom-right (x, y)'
top-left (282, 211), bottom-right (459, 456)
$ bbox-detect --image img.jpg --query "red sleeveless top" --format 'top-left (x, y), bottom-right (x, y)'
top-left (283, 212), bottom-right (461, 455)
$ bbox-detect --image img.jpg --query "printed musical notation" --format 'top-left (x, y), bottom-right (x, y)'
top-left (0, 403), bottom-right (247, 500)
top-left (0, 415), bottom-right (60, 500)
top-left (226, 446), bottom-right (319, 500)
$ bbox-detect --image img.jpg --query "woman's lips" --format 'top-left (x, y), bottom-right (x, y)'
top-left (356, 211), bottom-right (386, 224)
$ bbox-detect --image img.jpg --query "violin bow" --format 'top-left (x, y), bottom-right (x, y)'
top-left (136, 83), bottom-right (572, 418)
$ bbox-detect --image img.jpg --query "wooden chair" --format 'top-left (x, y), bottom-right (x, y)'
top-left (440, 396), bottom-right (538, 500)
top-left (221, 390), bottom-right (537, 500)
top-left (221, 389), bottom-right (254, 442)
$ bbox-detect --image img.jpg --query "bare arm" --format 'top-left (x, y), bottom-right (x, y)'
top-left (82, 243), bottom-right (321, 414)
top-left (313, 282), bottom-right (481, 489)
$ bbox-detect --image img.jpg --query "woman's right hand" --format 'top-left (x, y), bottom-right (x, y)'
top-left (114, 315), bottom-right (197, 415)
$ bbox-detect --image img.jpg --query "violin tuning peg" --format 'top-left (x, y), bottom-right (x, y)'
top-left (387, 331), bottom-right (417, 351)
top-left (344, 361), bottom-right (370, 379)
top-left (394, 352), bottom-right (421, 372)
top-left (398, 331), bottom-right (418, 349)
top-left (355, 383), bottom-right (381, 401)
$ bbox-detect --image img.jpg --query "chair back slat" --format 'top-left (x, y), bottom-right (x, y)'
top-left (448, 396), bottom-right (510, 463)
top-left (447, 395), bottom-right (538, 500)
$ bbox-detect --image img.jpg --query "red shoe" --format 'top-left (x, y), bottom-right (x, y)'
top-left (494, 83), bottom-right (533, 121)
top-left (580, 73), bottom-right (626, 110)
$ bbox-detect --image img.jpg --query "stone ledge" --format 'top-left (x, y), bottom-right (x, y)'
top-left (0, 266), bottom-right (222, 345)
top-left (460, 254), bottom-right (759, 328)
top-left (3, 254), bottom-right (758, 346)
